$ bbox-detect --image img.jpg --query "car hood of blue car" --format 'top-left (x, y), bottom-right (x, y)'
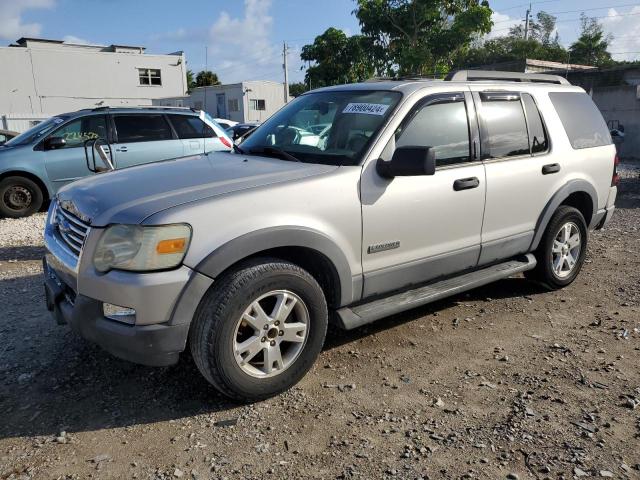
top-left (56, 152), bottom-right (338, 226)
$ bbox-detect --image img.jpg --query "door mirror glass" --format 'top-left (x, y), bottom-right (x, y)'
top-left (45, 137), bottom-right (67, 150)
top-left (377, 146), bottom-right (436, 178)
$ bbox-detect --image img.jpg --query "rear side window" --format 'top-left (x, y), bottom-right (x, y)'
top-left (549, 92), bottom-right (612, 149)
top-left (169, 115), bottom-right (215, 139)
top-left (114, 114), bottom-right (173, 143)
top-left (480, 94), bottom-right (529, 158)
top-left (521, 93), bottom-right (548, 154)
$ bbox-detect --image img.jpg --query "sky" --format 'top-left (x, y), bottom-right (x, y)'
top-left (2, 0), bottom-right (640, 84)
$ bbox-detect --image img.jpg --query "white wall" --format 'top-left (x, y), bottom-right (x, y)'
top-left (0, 43), bottom-right (187, 115)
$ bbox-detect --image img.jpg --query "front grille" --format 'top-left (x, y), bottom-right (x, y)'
top-left (55, 205), bottom-right (90, 256)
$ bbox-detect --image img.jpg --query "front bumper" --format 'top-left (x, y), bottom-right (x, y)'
top-left (43, 258), bottom-right (190, 366)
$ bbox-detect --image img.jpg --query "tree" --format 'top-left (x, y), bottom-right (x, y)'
top-left (186, 69), bottom-right (196, 91)
top-left (289, 82), bottom-right (308, 97)
top-left (569, 14), bottom-right (613, 67)
top-left (354, 0), bottom-right (493, 76)
top-left (195, 70), bottom-right (221, 87)
top-left (301, 27), bottom-right (377, 87)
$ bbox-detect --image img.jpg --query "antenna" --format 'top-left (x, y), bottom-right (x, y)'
top-left (524, 3), bottom-right (531, 41)
top-left (203, 45), bottom-right (208, 156)
top-left (283, 42), bottom-right (290, 104)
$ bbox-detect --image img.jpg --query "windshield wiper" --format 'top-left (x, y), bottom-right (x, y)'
top-left (248, 146), bottom-right (301, 162)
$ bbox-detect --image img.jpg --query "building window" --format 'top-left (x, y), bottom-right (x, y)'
top-left (228, 98), bottom-right (239, 112)
top-left (138, 68), bottom-right (162, 86)
top-left (193, 101), bottom-right (203, 110)
top-left (250, 99), bottom-right (266, 111)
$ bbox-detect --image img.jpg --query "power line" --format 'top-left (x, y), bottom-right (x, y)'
top-left (493, 2), bottom-right (640, 25)
top-left (491, 9), bottom-right (640, 33)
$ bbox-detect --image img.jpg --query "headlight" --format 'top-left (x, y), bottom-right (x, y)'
top-left (93, 224), bottom-right (191, 273)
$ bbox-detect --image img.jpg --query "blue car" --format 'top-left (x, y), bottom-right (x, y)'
top-left (0, 107), bottom-right (233, 218)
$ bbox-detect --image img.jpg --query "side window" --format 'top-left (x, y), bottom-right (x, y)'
top-left (480, 93), bottom-right (530, 158)
top-left (48, 115), bottom-right (108, 149)
top-left (395, 97), bottom-right (470, 166)
top-left (549, 92), bottom-right (612, 149)
top-left (521, 93), bottom-right (548, 154)
top-left (169, 115), bottom-right (215, 139)
top-left (114, 114), bottom-right (173, 143)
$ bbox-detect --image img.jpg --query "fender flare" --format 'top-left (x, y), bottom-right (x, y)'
top-left (530, 179), bottom-right (598, 251)
top-left (194, 226), bottom-right (358, 306)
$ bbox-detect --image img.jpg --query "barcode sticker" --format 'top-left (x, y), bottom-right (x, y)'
top-left (342, 103), bottom-right (390, 115)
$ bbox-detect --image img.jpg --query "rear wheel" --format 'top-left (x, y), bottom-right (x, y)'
top-left (526, 206), bottom-right (588, 289)
top-left (189, 258), bottom-right (328, 401)
top-left (0, 176), bottom-right (44, 218)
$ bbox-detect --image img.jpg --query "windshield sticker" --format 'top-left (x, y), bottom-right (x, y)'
top-left (53, 118), bottom-right (64, 124)
top-left (342, 103), bottom-right (390, 115)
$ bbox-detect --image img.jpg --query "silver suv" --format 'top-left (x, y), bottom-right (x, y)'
top-left (43, 71), bottom-right (618, 400)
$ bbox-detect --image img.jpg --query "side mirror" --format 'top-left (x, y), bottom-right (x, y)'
top-left (376, 146), bottom-right (436, 178)
top-left (45, 137), bottom-right (67, 150)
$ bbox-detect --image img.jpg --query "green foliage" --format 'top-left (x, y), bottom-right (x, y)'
top-left (354, 0), bottom-right (493, 76)
top-left (186, 69), bottom-right (196, 91)
top-left (195, 70), bottom-right (221, 87)
top-left (569, 14), bottom-right (614, 67)
top-left (289, 82), bottom-right (308, 97)
top-left (300, 27), bottom-right (377, 87)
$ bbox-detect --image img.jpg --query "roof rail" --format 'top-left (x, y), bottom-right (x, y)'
top-left (445, 70), bottom-right (571, 85)
top-left (90, 105), bottom-right (196, 112)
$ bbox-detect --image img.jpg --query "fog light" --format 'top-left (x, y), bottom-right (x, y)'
top-left (103, 303), bottom-right (136, 325)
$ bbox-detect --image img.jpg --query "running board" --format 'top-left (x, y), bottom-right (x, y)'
top-left (336, 254), bottom-right (537, 330)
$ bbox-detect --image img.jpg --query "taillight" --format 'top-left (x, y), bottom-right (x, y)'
top-left (612, 154), bottom-right (620, 186)
top-left (219, 136), bottom-right (232, 149)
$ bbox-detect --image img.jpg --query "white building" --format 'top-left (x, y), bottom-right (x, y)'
top-left (154, 81), bottom-right (289, 124)
top-left (0, 37), bottom-right (188, 131)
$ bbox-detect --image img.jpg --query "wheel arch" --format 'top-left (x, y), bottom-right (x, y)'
top-left (530, 179), bottom-right (597, 251)
top-left (0, 170), bottom-right (52, 204)
top-left (194, 226), bottom-right (359, 308)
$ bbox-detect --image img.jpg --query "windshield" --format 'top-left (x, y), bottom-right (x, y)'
top-left (5, 116), bottom-right (70, 147)
top-left (239, 90), bottom-right (402, 166)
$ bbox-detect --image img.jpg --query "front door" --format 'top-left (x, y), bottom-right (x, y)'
top-left (112, 113), bottom-right (183, 168)
top-left (43, 114), bottom-right (109, 187)
top-left (216, 94), bottom-right (227, 119)
top-left (360, 92), bottom-right (486, 298)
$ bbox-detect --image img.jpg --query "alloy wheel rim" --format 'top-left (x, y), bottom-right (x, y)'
top-left (551, 221), bottom-right (581, 279)
top-left (4, 185), bottom-right (32, 211)
top-left (233, 289), bottom-right (309, 378)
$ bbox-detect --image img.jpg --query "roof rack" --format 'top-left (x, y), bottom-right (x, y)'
top-left (90, 105), bottom-right (197, 112)
top-left (445, 70), bottom-right (571, 85)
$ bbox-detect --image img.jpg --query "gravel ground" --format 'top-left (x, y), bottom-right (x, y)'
top-left (0, 164), bottom-right (639, 480)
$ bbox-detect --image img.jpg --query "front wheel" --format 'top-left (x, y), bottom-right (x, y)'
top-left (0, 176), bottom-right (44, 218)
top-left (526, 206), bottom-right (588, 289)
top-left (189, 258), bottom-right (328, 401)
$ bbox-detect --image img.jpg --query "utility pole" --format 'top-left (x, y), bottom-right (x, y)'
top-left (524, 4), bottom-right (531, 41)
top-left (283, 42), bottom-right (290, 104)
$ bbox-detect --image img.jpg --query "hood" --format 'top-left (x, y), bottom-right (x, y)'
top-left (56, 152), bottom-right (337, 226)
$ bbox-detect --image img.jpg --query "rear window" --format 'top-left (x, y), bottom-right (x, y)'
top-left (169, 114), bottom-right (214, 139)
top-left (549, 92), bottom-right (611, 149)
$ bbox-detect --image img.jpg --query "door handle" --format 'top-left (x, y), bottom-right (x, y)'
top-left (542, 163), bottom-right (560, 175)
top-left (116, 146), bottom-right (128, 153)
top-left (453, 177), bottom-right (480, 191)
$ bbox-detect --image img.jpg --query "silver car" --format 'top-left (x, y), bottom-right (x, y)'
top-left (43, 71), bottom-right (618, 400)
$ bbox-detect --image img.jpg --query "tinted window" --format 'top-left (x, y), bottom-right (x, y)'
top-left (169, 115), bottom-right (214, 139)
top-left (48, 115), bottom-right (108, 148)
top-left (549, 92), bottom-right (612, 149)
top-left (114, 114), bottom-right (173, 143)
top-left (396, 98), bottom-right (470, 166)
top-left (522, 93), bottom-right (548, 154)
top-left (481, 95), bottom-right (529, 158)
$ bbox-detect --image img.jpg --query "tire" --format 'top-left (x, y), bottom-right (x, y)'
top-left (0, 176), bottom-right (44, 218)
top-left (189, 258), bottom-right (328, 401)
top-left (525, 206), bottom-right (588, 289)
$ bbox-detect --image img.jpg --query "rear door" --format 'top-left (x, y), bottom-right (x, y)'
top-left (112, 113), bottom-right (183, 168)
top-left (42, 114), bottom-right (109, 187)
top-left (472, 87), bottom-right (558, 264)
